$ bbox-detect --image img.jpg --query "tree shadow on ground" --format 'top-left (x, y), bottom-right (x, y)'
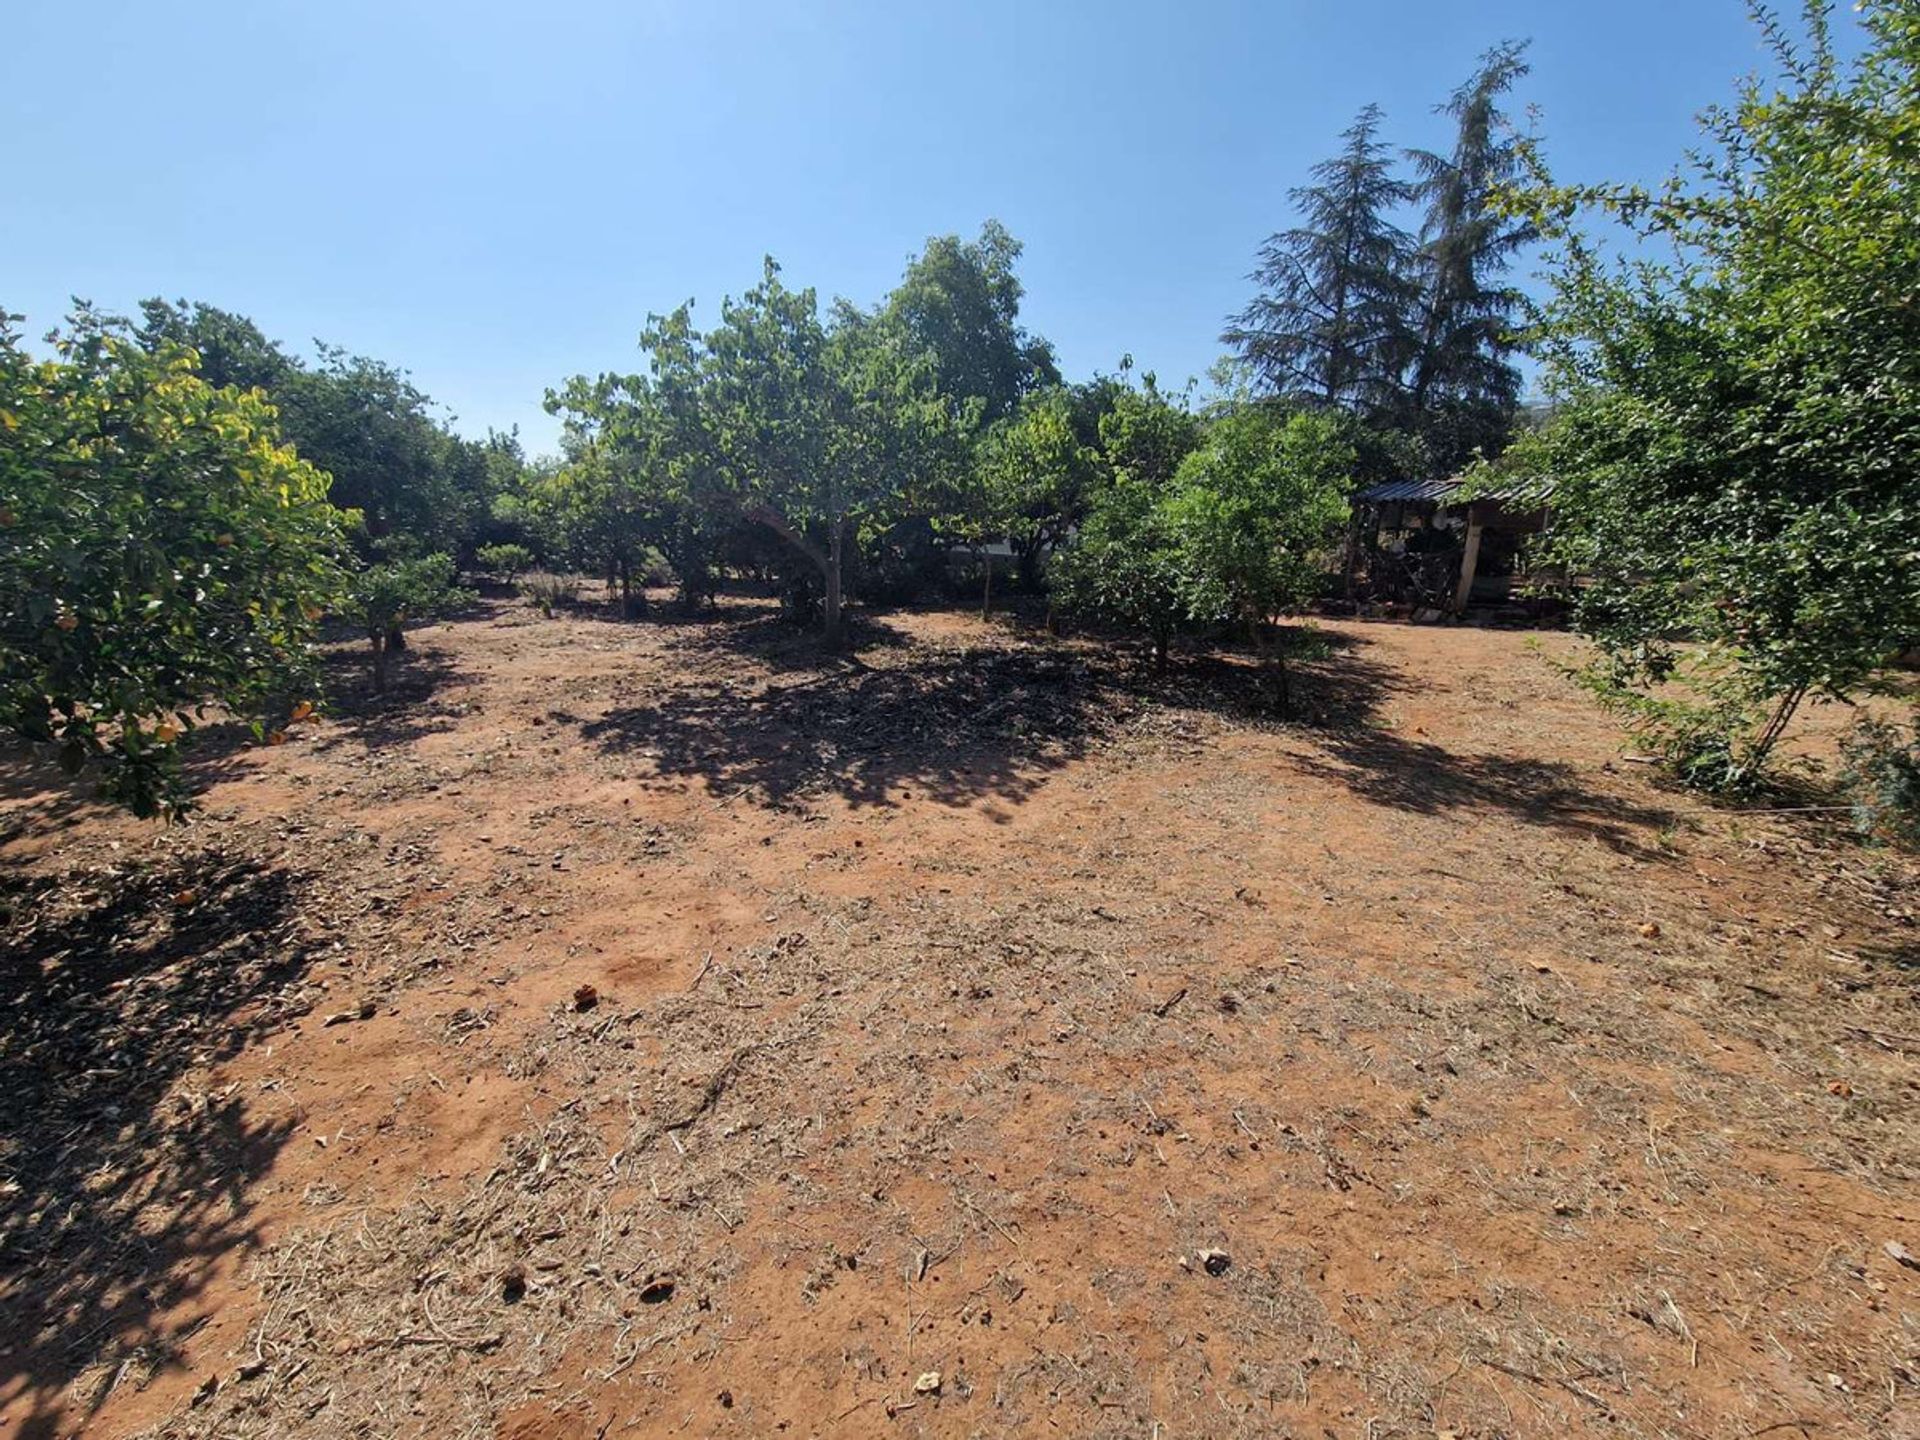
top-left (581, 615), bottom-right (1408, 813)
top-left (585, 608), bottom-right (1678, 854)
top-left (0, 844), bottom-right (328, 1439)
top-left (303, 637), bottom-right (469, 757)
top-left (661, 602), bottom-right (914, 677)
top-left (0, 747), bottom-right (109, 850)
top-left (584, 638), bottom-right (1102, 810)
top-left (1288, 724), bottom-right (1676, 853)
top-left (0, 630), bottom-right (469, 842)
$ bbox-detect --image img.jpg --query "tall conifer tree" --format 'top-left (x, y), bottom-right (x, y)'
top-left (1224, 105), bottom-right (1415, 417)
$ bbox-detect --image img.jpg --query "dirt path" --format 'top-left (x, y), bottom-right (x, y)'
top-left (2, 593), bottom-right (1914, 1439)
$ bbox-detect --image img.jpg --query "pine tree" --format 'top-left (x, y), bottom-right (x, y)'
top-left (1224, 105), bottom-right (1416, 417)
top-left (1403, 41), bottom-right (1536, 471)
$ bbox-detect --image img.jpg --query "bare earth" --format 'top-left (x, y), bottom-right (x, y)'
top-left (1, 590), bottom-right (1915, 1440)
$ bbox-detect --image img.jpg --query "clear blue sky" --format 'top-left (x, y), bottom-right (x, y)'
top-left (2, 1), bottom-right (1858, 455)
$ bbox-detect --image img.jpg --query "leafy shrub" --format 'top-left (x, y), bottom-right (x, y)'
top-left (475, 543), bottom-right (533, 582)
top-left (1051, 472), bottom-right (1188, 668)
top-left (346, 553), bottom-right (465, 693)
top-left (1573, 670), bottom-right (1758, 793)
top-left (521, 571), bottom-right (580, 616)
top-left (1509, 7), bottom-right (1920, 790)
top-left (1839, 716), bottom-right (1920, 848)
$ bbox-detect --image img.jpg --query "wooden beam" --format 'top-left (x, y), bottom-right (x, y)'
top-left (1452, 506), bottom-right (1486, 614)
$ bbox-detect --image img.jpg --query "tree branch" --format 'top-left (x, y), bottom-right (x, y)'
top-left (744, 501), bottom-right (829, 575)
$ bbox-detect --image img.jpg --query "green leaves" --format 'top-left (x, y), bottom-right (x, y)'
top-left (965, 388), bottom-right (1097, 551)
top-left (1054, 393), bottom-right (1349, 669)
top-left (1508, 1), bottom-right (1920, 788)
top-left (0, 308), bottom-right (346, 817)
top-left (1225, 49), bottom-right (1535, 474)
top-left (135, 298), bottom-right (513, 564)
top-left (347, 552), bottom-right (462, 638)
top-left (474, 543), bottom-right (533, 581)
top-left (1164, 407), bottom-right (1352, 629)
top-left (543, 239), bottom-right (1044, 641)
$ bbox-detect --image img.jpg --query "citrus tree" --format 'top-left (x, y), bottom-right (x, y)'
top-left (1050, 379), bottom-right (1202, 666)
top-left (346, 552), bottom-right (465, 695)
top-left (0, 308), bottom-right (345, 816)
top-left (475, 543), bottom-right (533, 582)
top-left (1050, 467), bottom-right (1191, 669)
top-left (964, 388), bottom-right (1094, 617)
top-left (1167, 406), bottom-right (1351, 712)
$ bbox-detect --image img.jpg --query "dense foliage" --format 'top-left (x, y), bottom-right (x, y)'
top-left (546, 233), bottom-right (1016, 645)
top-left (1839, 716), bottom-right (1920, 848)
top-left (474, 542), bottom-right (533, 582)
top-left (1224, 104), bottom-right (1414, 416)
top-left (1054, 390), bottom-right (1350, 702)
top-left (137, 299), bottom-right (528, 562)
top-left (1504, 0), bottom-right (1920, 789)
top-left (0, 309), bottom-right (344, 815)
top-left (1049, 379), bottom-right (1203, 665)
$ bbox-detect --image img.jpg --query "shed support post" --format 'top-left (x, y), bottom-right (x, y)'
top-left (1452, 504), bottom-right (1486, 615)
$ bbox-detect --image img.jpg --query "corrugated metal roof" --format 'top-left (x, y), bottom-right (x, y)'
top-left (1354, 477), bottom-right (1461, 503)
top-left (1355, 473), bottom-right (1557, 506)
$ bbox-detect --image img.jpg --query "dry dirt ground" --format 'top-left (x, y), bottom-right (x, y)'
top-left (1, 589), bottom-right (1916, 1440)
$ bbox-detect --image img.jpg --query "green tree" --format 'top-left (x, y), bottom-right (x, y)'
top-left (1098, 375), bottom-right (1203, 492)
top-left (1225, 105), bottom-right (1417, 416)
top-left (277, 347), bottom-right (479, 554)
top-left (1166, 407), bottom-right (1352, 712)
top-left (136, 298), bottom-right (500, 562)
top-left (633, 260), bottom-right (948, 646)
top-left (475, 542), bottom-right (533, 582)
top-left (347, 553), bottom-right (464, 695)
top-left (1506, 1), bottom-right (1920, 789)
top-left (136, 297), bottom-right (294, 393)
top-left (878, 220), bottom-right (1058, 426)
top-left (1051, 466), bottom-right (1191, 670)
top-left (1052, 378), bottom-right (1203, 666)
top-left (965, 387), bottom-right (1098, 615)
top-left (539, 371), bottom-right (690, 614)
top-left (0, 308), bottom-right (345, 816)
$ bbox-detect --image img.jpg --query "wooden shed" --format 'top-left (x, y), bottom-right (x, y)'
top-left (1348, 475), bottom-right (1554, 616)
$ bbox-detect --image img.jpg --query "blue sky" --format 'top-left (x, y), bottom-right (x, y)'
top-left (2, 2), bottom-right (1858, 455)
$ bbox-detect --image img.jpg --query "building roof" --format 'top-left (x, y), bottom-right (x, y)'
top-left (1354, 477), bottom-right (1461, 503)
top-left (1355, 473), bottom-right (1557, 506)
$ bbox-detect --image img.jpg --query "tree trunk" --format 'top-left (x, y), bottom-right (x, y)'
top-left (618, 555), bottom-right (647, 618)
top-left (823, 522), bottom-right (845, 649)
top-left (980, 547), bottom-right (993, 620)
top-left (1247, 615), bottom-right (1287, 717)
top-left (386, 621), bottom-right (407, 652)
top-left (745, 501), bottom-right (840, 647)
top-left (371, 632), bottom-right (390, 696)
top-left (1739, 685), bottom-right (1808, 785)
top-left (1015, 535), bottom-right (1044, 594)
